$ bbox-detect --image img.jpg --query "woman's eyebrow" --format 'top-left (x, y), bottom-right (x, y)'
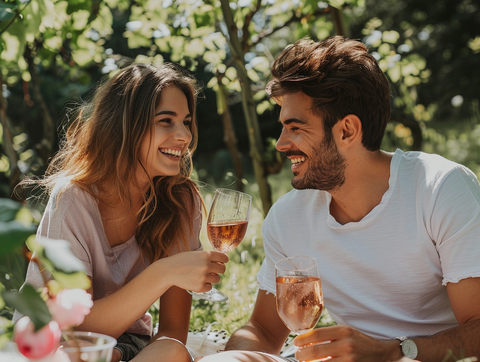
top-left (155, 110), bottom-right (192, 118)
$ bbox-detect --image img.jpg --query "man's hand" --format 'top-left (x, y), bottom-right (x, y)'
top-left (293, 325), bottom-right (401, 362)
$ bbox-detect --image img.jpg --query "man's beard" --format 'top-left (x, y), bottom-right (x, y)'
top-left (290, 136), bottom-right (346, 191)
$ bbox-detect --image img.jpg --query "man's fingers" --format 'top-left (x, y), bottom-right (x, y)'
top-left (293, 325), bottom-right (349, 347)
top-left (295, 340), bottom-right (338, 362)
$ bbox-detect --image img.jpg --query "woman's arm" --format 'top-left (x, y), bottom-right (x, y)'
top-left (153, 286), bottom-right (192, 343)
top-left (76, 250), bottom-right (228, 338)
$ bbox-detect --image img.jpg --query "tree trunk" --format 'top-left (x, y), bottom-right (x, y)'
top-left (216, 74), bottom-right (244, 192)
top-left (0, 74), bottom-right (22, 198)
top-left (24, 44), bottom-right (55, 164)
top-left (220, 0), bottom-right (272, 215)
top-left (331, 6), bottom-right (348, 37)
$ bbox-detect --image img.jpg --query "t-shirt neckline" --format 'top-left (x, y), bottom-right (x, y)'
top-left (326, 149), bottom-right (403, 229)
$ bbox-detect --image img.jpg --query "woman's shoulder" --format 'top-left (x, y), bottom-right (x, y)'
top-left (49, 178), bottom-right (97, 212)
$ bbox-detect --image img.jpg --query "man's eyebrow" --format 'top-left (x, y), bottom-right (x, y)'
top-left (155, 110), bottom-right (192, 118)
top-left (279, 117), bottom-right (308, 125)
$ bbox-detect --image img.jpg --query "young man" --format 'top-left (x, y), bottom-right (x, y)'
top-left (221, 36), bottom-right (480, 361)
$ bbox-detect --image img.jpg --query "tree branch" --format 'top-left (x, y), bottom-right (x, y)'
top-left (249, 7), bottom-right (330, 48)
top-left (0, 1), bottom-right (31, 36)
top-left (241, 0), bottom-right (262, 52)
top-left (0, 73), bottom-right (22, 194)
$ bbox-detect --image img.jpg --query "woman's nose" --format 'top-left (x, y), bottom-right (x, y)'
top-left (174, 124), bottom-right (192, 143)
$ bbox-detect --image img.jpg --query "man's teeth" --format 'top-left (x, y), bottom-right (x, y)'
top-left (161, 149), bottom-right (181, 157)
top-left (291, 157), bottom-right (306, 165)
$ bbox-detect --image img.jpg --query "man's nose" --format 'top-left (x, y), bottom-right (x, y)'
top-left (276, 129), bottom-right (291, 152)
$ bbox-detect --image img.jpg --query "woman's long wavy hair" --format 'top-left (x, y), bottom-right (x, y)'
top-left (27, 63), bottom-right (204, 263)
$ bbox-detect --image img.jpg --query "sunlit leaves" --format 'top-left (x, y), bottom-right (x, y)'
top-left (185, 38), bottom-right (206, 57)
top-left (382, 30), bottom-right (399, 44)
top-left (71, 9), bottom-right (90, 30)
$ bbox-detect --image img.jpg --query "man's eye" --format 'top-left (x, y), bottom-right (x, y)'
top-left (291, 127), bottom-right (299, 132)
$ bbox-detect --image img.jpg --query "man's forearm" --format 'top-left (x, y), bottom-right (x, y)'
top-left (225, 322), bottom-right (285, 354)
top-left (415, 319), bottom-right (480, 361)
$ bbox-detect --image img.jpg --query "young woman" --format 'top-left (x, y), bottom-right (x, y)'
top-left (21, 63), bottom-right (228, 362)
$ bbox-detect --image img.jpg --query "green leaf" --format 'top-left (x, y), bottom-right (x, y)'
top-left (35, 237), bottom-right (85, 274)
top-left (0, 2), bottom-right (18, 22)
top-left (0, 316), bottom-right (13, 350)
top-left (66, 0), bottom-right (92, 15)
top-left (0, 198), bottom-right (22, 222)
top-left (0, 282), bottom-right (5, 310)
top-left (52, 271), bottom-right (91, 290)
top-left (2, 284), bottom-right (51, 331)
top-left (0, 221), bottom-right (36, 257)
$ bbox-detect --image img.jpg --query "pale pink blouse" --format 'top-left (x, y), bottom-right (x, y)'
top-left (24, 179), bottom-right (202, 336)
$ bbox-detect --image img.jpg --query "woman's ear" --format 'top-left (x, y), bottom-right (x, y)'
top-left (334, 114), bottom-right (362, 149)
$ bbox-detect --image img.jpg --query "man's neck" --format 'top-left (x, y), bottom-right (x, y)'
top-left (328, 150), bottom-right (393, 225)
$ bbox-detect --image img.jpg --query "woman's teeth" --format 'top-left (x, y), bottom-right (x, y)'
top-left (160, 149), bottom-right (181, 157)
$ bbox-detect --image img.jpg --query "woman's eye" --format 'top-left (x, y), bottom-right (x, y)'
top-left (183, 120), bottom-right (192, 126)
top-left (158, 118), bottom-right (172, 124)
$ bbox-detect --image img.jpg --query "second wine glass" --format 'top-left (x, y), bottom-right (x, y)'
top-left (190, 188), bottom-right (252, 302)
top-left (275, 256), bottom-right (323, 335)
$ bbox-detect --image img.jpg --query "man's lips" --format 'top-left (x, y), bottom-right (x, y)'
top-left (286, 151), bottom-right (307, 166)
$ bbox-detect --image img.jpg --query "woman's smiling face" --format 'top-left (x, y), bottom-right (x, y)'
top-left (137, 85), bottom-right (193, 186)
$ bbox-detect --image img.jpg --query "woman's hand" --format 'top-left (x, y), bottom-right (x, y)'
top-left (158, 250), bottom-right (229, 293)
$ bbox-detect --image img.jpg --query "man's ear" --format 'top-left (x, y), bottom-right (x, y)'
top-left (334, 114), bottom-right (362, 149)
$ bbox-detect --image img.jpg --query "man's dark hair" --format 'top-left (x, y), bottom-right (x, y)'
top-left (267, 36), bottom-right (391, 151)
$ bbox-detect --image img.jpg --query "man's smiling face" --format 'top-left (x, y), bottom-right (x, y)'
top-left (275, 91), bottom-right (346, 191)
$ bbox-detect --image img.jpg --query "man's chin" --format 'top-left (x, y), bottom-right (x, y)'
top-left (291, 175), bottom-right (307, 190)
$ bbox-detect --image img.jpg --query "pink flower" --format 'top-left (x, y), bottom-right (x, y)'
top-left (47, 289), bottom-right (93, 330)
top-left (13, 316), bottom-right (61, 359)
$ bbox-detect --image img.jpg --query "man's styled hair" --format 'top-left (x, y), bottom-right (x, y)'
top-left (267, 36), bottom-right (391, 151)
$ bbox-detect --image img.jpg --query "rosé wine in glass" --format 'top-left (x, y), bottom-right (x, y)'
top-left (275, 256), bottom-right (323, 335)
top-left (207, 220), bottom-right (248, 253)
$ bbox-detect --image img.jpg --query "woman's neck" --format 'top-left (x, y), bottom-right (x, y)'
top-left (97, 183), bottom-right (146, 247)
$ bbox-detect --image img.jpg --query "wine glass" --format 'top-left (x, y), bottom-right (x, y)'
top-left (189, 188), bottom-right (252, 302)
top-left (275, 256), bottom-right (323, 335)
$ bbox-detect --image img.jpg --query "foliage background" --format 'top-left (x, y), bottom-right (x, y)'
top-left (1, 0), bottom-right (479, 337)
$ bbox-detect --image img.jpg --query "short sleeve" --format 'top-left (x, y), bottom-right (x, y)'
top-left (36, 184), bottom-right (97, 277)
top-left (256, 206), bottom-right (287, 295)
top-left (429, 166), bottom-right (480, 285)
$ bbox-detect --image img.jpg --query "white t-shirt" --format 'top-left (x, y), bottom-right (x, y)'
top-left (23, 180), bottom-right (203, 336)
top-left (257, 149), bottom-right (480, 339)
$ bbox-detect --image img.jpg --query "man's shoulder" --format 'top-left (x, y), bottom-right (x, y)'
top-left (397, 150), bottom-right (466, 182)
top-left (400, 150), bottom-right (460, 171)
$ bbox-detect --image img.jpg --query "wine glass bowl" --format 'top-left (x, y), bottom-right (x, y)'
top-left (189, 188), bottom-right (252, 302)
top-left (207, 188), bottom-right (251, 253)
top-left (275, 256), bottom-right (323, 335)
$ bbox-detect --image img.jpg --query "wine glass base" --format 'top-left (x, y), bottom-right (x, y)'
top-left (188, 288), bottom-right (228, 302)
